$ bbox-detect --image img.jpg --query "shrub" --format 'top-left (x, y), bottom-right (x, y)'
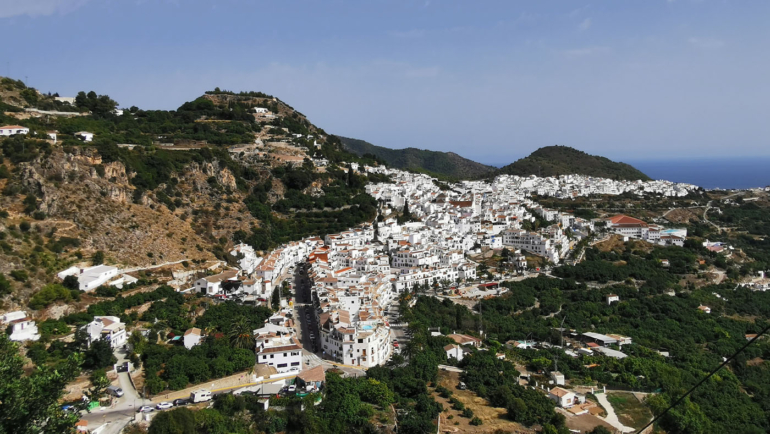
top-left (29, 284), bottom-right (73, 309)
top-left (0, 273), bottom-right (11, 295)
top-left (470, 417), bottom-right (483, 426)
top-left (9, 270), bottom-right (28, 282)
top-left (19, 221), bottom-right (31, 232)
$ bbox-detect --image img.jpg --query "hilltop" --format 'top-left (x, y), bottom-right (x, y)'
top-left (498, 145), bottom-right (651, 181)
top-left (338, 136), bottom-right (495, 179)
top-left (0, 77), bottom-right (383, 308)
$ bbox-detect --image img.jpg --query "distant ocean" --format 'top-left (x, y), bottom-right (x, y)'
top-left (628, 158), bottom-right (770, 190)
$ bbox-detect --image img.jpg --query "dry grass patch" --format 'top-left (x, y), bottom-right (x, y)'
top-left (430, 370), bottom-right (533, 434)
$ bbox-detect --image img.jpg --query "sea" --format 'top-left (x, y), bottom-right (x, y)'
top-left (627, 157), bottom-right (770, 190)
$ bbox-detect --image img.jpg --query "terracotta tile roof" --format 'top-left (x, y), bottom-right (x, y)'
top-left (607, 214), bottom-right (647, 226)
top-left (297, 365), bottom-right (326, 383)
top-left (184, 327), bottom-right (201, 336)
top-left (549, 387), bottom-right (572, 397)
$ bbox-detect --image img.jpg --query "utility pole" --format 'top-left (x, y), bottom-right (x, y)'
top-left (555, 315), bottom-right (567, 373)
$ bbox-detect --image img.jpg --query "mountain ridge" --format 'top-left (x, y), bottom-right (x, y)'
top-left (337, 136), bottom-right (495, 179)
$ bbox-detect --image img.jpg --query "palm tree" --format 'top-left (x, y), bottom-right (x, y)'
top-left (229, 317), bottom-right (255, 349)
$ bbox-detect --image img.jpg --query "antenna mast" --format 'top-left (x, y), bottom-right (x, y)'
top-left (555, 315), bottom-right (567, 373)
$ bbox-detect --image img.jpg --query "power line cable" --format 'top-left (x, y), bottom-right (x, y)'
top-left (636, 322), bottom-right (770, 433)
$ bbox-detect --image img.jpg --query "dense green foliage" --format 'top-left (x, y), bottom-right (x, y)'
top-left (339, 136), bottom-right (494, 179)
top-left (137, 300), bottom-right (271, 393)
top-left (497, 145), bottom-right (650, 181)
top-left (28, 283), bottom-right (80, 310)
top-left (0, 334), bottom-right (104, 434)
top-left (236, 165), bottom-right (379, 250)
top-left (408, 263), bottom-right (770, 434)
top-left (142, 336), bottom-right (256, 393)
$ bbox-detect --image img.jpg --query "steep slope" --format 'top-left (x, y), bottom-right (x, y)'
top-left (0, 77), bottom-right (381, 308)
top-left (498, 145), bottom-right (650, 181)
top-left (338, 136), bottom-right (494, 179)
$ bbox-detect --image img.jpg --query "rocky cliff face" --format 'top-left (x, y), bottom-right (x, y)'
top-left (0, 147), bottom-right (261, 304)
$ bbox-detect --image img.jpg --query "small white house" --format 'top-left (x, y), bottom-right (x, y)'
top-left (0, 125), bottom-right (30, 136)
top-left (548, 387), bottom-right (580, 408)
top-left (183, 327), bottom-right (202, 349)
top-left (551, 371), bottom-right (565, 386)
top-left (606, 294), bottom-right (620, 305)
top-left (82, 316), bottom-right (127, 349)
top-left (55, 96), bottom-right (77, 105)
top-left (698, 305), bottom-right (711, 314)
top-left (444, 344), bottom-right (465, 362)
top-left (253, 107), bottom-right (268, 114)
top-left (47, 131), bottom-right (58, 143)
top-left (194, 270), bottom-right (239, 295)
top-left (74, 131), bottom-right (94, 142)
top-left (1, 311), bottom-right (40, 342)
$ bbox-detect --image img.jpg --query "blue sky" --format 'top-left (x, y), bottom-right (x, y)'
top-left (1, 0), bottom-right (768, 164)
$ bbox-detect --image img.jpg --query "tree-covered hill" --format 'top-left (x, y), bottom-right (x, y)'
top-left (498, 145), bottom-right (651, 181)
top-left (338, 136), bottom-right (495, 179)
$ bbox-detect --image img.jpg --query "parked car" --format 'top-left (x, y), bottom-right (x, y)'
top-left (173, 399), bottom-right (190, 406)
top-left (156, 402), bottom-right (173, 410)
top-left (457, 382), bottom-right (467, 390)
top-left (106, 386), bottom-right (124, 397)
top-left (138, 406), bottom-right (154, 413)
top-left (288, 385), bottom-right (296, 393)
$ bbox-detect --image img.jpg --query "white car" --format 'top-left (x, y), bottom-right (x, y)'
top-left (287, 385), bottom-right (297, 393)
top-left (138, 406), bottom-right (154, 413)
top-left (156, 402), bottom-right (173, 410)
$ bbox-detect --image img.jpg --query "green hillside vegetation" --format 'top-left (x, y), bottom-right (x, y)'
top-left (1, 77), bottom-right (383, 255)
top-left (498, 145), bottom-right (651, 181)
top-left (338, 136), bottom-right (495, 179)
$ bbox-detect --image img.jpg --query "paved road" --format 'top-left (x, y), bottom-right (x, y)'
top-left (81, 348), bottom-right (150, 430)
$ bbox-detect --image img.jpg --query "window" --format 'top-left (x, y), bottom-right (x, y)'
top-left (270, 354), bottom-right (274, 359)
top-left (277, 363), bottom-right (288, 368)
top-left (291, 361), bottom-right (300, 366)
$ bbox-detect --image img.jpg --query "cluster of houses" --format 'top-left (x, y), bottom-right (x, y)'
top-left (0, 124), bottom-right (94, 142)
top-left (490, 173), bottom-right (698, 198)
top-left (194, 237), bottom-right (324, 302)
top-left (365, 169), bottom-right (592, 265)
top-left (306, 228), bottom-right (396, 368)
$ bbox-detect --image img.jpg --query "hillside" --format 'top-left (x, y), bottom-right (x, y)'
top-left (498, 145), bottom-right (651, 181)
top-left (338, 136), bottom-right (495, 179)
top-left (0, 76), bottom-right (383, 310)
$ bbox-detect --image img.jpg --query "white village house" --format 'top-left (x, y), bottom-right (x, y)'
top-left (74, 131), bottom-right (94, 142)
top-left (0, 125), bottom-right (30, 136)
top-left (183, 327), bottom-right (202, 349)
top-left (194, 269), bottom-right (239, 295)
top-left (1, 311), bottom-right (40, 342)
top-left (254, 324), bottom-right (303, 373)
top-left (82, 316), bottom-right (127, 349)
